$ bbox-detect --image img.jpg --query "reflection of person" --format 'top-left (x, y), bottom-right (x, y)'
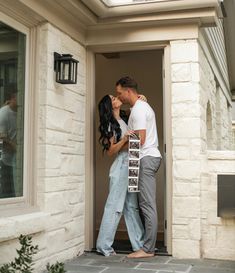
top-left (116, 76), bottom-right (161, 258)
top-left (0, 92), bottom-right (17, 198)
top-left (96, 94), bottom-right (144, 257)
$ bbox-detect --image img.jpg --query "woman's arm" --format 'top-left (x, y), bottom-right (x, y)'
top-left (106, 135), bottom-right (128, 156)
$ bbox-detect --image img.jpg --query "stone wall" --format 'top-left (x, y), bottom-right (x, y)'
top-left (199, 43), bottom-right (235, 260)
top-left (37, 23), bottom-right (86, 268)
top-left (199, 43), bottom-right (233, 151)
top-left (0, 23), bottom-right (86, 271)
top-left (201, 151), bottom-right (235, 260)
top-left (171, 39), bottom-right (235, 260)
top-left (171, 40), bottom-right (201, 258)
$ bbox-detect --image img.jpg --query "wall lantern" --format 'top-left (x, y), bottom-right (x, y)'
top-left (54, 52), bottom-right (79, 84)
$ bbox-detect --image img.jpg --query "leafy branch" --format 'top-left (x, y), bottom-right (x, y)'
top-left (0, 235), bottom-right (66, 273)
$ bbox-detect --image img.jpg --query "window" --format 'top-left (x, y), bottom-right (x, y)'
top-left (101, 0), bottom-right (169, 7)
top-left (0, 22), bottom-right (26, 199)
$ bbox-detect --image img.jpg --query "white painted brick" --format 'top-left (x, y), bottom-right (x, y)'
top-left (45, 145), bottom-right (62, 169)
top-left (44, 177), bottom-right (68, 192)
top-left (173, 239), bottom-right (200, 258)
top-left (46, 229), bottom-right (65, 255)
top-left (203, 247), bottom-right (235, 261)
top-left (174, 182), bottom-right (200, 197)
top-left (172, 217), bottom-right (189, 225)
top-left (201, 226), bottom-right (216, 249)
top-left (60, 155), bottom-right (85, 176)
top-left (70, 203), bottom-right (85, 218)
top-left (45, 212), bottom-right (70, 231)
top-left (45, 192), bottom-right (67, 213)
top-left (171, 41), bottom-right (198, 63)
top-left (173, 197), bottom-right (200, 218)
top-left (172, 82), bottom-right (199, 103)
top-left (172, 63), bottom-right (191, 82)
top-left (172, 225), bottom-right (189, 239)
top-left (172, 118), bottom-right (201, 138)
top-left (0, 239), bottom-right (21, 264)
top-left (173, 160), bottom-right (201, 179)
top-left (172, 146), bottom-right (190, 160)
top-left (46, 106), bottom-right (73, 133)
top-left (189, 219), bottom-right (201, 240)
top-left (191, 63), bottom-right (200, 82)
top-left (172, 102), bottom-right (200, 118)
top-left (65, 217), bottom-right (84, 241)
top-left (0, 212), bottom-right (49, 258)
top-left (44, 129), bottom-right (69, 146)
top-left (216, 226), bottom-right (235, 250)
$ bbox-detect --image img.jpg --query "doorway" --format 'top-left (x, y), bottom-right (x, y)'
top-left (94, 49), bottom-right (166, 253)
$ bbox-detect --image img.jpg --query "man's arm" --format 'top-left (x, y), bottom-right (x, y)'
top-left (134, 130), bottom-right (146, 146)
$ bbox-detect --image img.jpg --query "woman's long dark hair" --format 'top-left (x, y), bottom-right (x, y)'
top-left (98, 95), bottom-right (128, 152)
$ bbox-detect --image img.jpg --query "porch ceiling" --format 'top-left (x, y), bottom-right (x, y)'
top-left (81, 0), bottom-right (221, 20)
top-left (223, 0), bottom-right (235, 97)
top-left (1, 0), bottom-right (233, 95)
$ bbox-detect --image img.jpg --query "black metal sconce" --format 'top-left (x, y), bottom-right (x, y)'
top-left (54, 52), bottom-right (79, 84)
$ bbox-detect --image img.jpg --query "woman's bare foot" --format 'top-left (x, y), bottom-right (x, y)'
top-left (127, 249), bottom-right (154, 258)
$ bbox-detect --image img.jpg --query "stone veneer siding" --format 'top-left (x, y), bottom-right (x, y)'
top-left (201, 151), bottom-right (235, 260)
top-left (171, 39), bottom-right (235, 260)
top-left (37, 23), bottom-right (86, 266)
top-left (199, 40), bottom-right (235, 260)
top-left (171, 39), bottom-right (202, 259)
top-left (0, 23), bottom-right (86, 271)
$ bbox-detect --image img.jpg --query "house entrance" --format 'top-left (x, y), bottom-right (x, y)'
top-left (94, 49), bottom-right (167, 253)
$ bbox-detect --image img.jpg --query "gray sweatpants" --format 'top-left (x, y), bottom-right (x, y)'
top-left (138, 156), bottom-right (161, 253)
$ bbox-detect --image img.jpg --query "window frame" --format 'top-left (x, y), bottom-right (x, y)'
top-left (0, 11), bottom-right (36, 209)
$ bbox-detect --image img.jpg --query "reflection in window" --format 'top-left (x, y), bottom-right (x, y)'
top-left (0, 22), bottom-right (25, 199)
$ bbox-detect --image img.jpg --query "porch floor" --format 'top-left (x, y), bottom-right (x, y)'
top-left (64, 252), bottom-right (235, 273)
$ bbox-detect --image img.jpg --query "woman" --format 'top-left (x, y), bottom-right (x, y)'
top-left (96, 94), bottom-right (144, 257)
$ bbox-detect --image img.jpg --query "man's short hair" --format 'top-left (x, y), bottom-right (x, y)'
top-left (116, 76), bottom-right (138, 91)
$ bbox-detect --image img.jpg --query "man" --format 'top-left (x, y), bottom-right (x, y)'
top-left (0, 92), bottom-right (17, 198)
top-left (116, 76), bottom-right (161, 258)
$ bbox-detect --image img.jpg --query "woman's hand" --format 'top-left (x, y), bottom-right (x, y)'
top-left (123, 130), bottom-right (135, 142)
top-left (138, 94), bottom-right (147, 102)
top-left (107, 130), bottom-right (134, 156)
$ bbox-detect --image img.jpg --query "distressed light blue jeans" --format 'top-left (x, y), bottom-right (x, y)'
top-left (96, 151), bottom-right (144, 256)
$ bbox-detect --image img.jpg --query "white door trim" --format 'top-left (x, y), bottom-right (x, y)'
top-left (163, 45), bottom-right (172, 254)
top-left (85, 44), bottom-right (172, 255)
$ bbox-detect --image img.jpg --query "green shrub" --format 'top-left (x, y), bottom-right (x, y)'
top-left (0, 235), bottom-right (66, 273)
top-left (46, 262), bottom-right (66, 273)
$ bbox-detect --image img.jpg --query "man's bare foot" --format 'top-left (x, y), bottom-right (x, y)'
top-left (127, 249), bottom-right (154, 258)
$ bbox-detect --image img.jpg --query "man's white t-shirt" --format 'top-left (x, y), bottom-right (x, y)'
top-left (0, 105), bottom-right (16, 166)
top-left (128, 100), bottom-right (161, 159)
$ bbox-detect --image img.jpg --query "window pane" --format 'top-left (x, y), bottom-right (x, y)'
top-left (0, 22), bottom-right (25, 199)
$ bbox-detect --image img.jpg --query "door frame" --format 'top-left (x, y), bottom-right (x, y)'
top-left (85, 43), bottom-right (172, 254)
